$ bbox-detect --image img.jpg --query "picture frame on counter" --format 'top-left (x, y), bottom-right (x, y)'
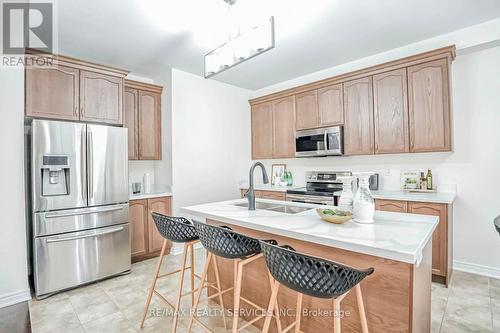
top-left (271, 164), bottom-right (286, 186)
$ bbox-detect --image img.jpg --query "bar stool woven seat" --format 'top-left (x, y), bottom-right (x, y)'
top-left (151, 212), bottom-right (198, 242)
top-left (141, 213), bottom-right (202, 333)
top-left (260, 242), bottom-right (374, 299)
top-left (193, 221), bottom-right (265, 259)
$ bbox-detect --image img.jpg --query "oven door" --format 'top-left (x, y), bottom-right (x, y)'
top-left (295, 128), bottom-right (328, 157)
top-left (286, 194), bottom-right (334, 205)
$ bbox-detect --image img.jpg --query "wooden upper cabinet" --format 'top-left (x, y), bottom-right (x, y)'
top-left (25, 65), bottom-right (80, 120)
top-left (251, 102), bottom-right (273, 159)
top-left (80, 70), bottom-right (123, 125)
top-left (138, 91), bottom-right (161, 160)
top-left (318, 84), bottom-right (344, 126)
top-left (148, 197), bottom-right (171, 253)
top-left (373, 69), bottom-right (409, 154)
top-left (295, 90), bottom-right (319, 130)
top-left (343, 77), bottom-right (374, 155)
top-left (407, 59), bottom-right (451, 152)
top-left (129, 199), bottom-right (148, 258)
top-left (272, 96), bottom-right (296, 158)
top-left (407, 202), bottom-right (448, 277)
top-left (124, 88), bottom-right (138, 160)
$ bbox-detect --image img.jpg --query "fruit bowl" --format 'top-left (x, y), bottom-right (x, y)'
top-left (316, 208), bottom-right (352, 224)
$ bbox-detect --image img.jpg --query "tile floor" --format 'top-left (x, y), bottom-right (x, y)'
top-left (29, 249), bottom-right (500, 333)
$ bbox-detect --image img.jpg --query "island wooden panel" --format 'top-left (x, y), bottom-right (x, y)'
top-left (206, 219), bottom-right (431, 333)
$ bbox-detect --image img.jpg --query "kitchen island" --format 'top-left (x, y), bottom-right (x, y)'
top-left (181, 199), bottom-right (438, 333)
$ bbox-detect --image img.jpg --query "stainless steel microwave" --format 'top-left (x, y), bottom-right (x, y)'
top-left (295, 126), bottom-right (343, 157)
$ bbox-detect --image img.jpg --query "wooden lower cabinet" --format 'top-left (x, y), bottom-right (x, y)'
top-left (240, 189), bottom-right (286, 201)
top-left (375, 199), bottom-right (407, 213)
top-left (130, 196), bottom-right (172, 262)
top-left (375, 199), bottom-right (452, 286)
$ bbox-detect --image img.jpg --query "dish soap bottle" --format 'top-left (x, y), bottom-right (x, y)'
top-left (352, 172), bottom-right (375, 224)
top-left (337, 176), bottom-right (355, 213)
top-left (286, 170), bottom-right (293, 186)
top-left (426, 169), bottom-right (433, 190)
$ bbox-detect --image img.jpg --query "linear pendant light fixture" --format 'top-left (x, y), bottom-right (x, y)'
top-left (204, 0), bottom-right (275, 78)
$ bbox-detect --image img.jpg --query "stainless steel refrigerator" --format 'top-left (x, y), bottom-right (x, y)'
top-left (28, 119), bottom-right (131, 298)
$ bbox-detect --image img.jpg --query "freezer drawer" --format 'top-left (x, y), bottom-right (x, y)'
top-left (34, 203), bottom-right (129, 237)
top-left (34, 223), bottom-right (131, 297)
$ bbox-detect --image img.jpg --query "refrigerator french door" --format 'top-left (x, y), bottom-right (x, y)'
top-left (30, 120), bottom-right (130, 297)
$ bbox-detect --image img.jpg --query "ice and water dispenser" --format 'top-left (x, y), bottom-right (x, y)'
top-left (41, 155), bottom-right (70, 196)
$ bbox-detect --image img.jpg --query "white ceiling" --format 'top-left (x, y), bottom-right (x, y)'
top-left (57, 0), bottom-right (500, 90)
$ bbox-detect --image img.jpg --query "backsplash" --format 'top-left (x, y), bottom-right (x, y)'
top-left (129, 161), bottom-right (157, 193)
top-left (253, 153), bottom-right (458, 193)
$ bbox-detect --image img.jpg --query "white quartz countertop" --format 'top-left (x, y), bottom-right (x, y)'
top-left (370, 190), bottom-right (456, 204)
top-left (130, 190), bottom-right (172, 200)
top-left (181, 199), bottom-right (438, 264)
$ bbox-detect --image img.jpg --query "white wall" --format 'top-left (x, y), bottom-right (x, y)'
top-left (249, 27), bottom-right (500, 277)
top-left (171, 68), bottom-right (252, 217)
top-left (0, 68), bottom-right (31, 306)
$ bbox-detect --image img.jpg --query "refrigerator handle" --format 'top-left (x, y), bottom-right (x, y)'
top-left (81, 129), bottom-right (87, 203)
top-left (88, 130), bottom-right (94, 199)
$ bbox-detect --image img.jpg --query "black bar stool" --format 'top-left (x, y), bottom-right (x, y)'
top-left (140, 213), bottom-right (216, 333)
top-left (259, 241), bottom-right (374, 333)
top-left (187, 221), bottom-right (282, 333)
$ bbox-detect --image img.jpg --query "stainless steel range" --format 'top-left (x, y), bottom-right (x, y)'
top-left (26, 119), bottom-right (131, 298)
top-left (286, 171), bottom-right (352, 205)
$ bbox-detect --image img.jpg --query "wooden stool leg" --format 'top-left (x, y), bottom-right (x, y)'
top-left (266, 273), bottom-right (282, 333)
top-left (140, 239), bottom-right (168, 328)
top-left (333, 298), bottom-right (341, 333)
top-left (231, 260), bottom-right (244, 333)
top-left (212, 256), bottom-right (228, 331)
top-left (295, 292), bottom-right (302, 333)
top-left (262, 279), bottom-right (280, 333)
top-left (171, 242), bottom-right (190, 333)
top-left (190, 243), bottom-right (196, 306)
top-left (187, 252), bottom-right (213, 333)
top-left (355, 284), bottom-right (369, 333)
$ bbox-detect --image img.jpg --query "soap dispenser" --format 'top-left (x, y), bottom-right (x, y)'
top-left (337, 176), bottom-right (356, 213)
top-left (352, 172), bottom-right (375, 224)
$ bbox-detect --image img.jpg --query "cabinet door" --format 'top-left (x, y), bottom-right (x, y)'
top-left (129, 199), bottom-right (148, 258)
top-left (407, 59), bottom-right (451, 152)
top-left (80, 70), bottom-right (123, 125)
top-left (138, 91), bottom-right (162, 160)
top-left (407, 202), bottom-right (447, 277)
top-left (251, 102), bottom-right (273, 159)
top-left (295, 90), bottom-right (319, 130)
top-left (318, 84), bottom-right (344, 126)
top-left (373, 69), bottom-right (409, 154)
top-left (259, 191), bottom-right (286, 201)
top-left (147, 197), bottom-right (172, 253)
top-left (375, 199), bottom-right (407, 213)
top-left (343, 77), bottom-right (374, 155)
top-left (25, 64), bottom-right (79, 120)
top-left (272, 96), bottom-right (296, 158)
top-left (124, 88), bottom-right (138, 160)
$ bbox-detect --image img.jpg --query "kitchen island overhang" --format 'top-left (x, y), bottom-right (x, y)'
top-left (181, 199), bottom-right (439, 333)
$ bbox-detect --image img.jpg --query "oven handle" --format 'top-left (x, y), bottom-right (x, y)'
top-left (45, 226), bottom-right (124, 243)
top-left (286, 194), bottom-right (334, 205)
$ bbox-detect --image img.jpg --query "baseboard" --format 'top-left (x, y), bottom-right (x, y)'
top-left (0, 289), bottom-right (31, 308)
top-left (170, 242), bottom-right (203, 256)
top-left (453, 260), bottom-right (500, 279)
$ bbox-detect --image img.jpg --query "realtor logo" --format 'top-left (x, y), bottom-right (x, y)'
top-left (1, 1), bottom-right (54, 55)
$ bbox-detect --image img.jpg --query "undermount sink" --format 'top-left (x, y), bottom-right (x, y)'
top-left (233, 201), bottom-right (311, 214)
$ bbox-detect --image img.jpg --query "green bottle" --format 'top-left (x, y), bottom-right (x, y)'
top-left (287, 170), bottom-right (293, 186)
